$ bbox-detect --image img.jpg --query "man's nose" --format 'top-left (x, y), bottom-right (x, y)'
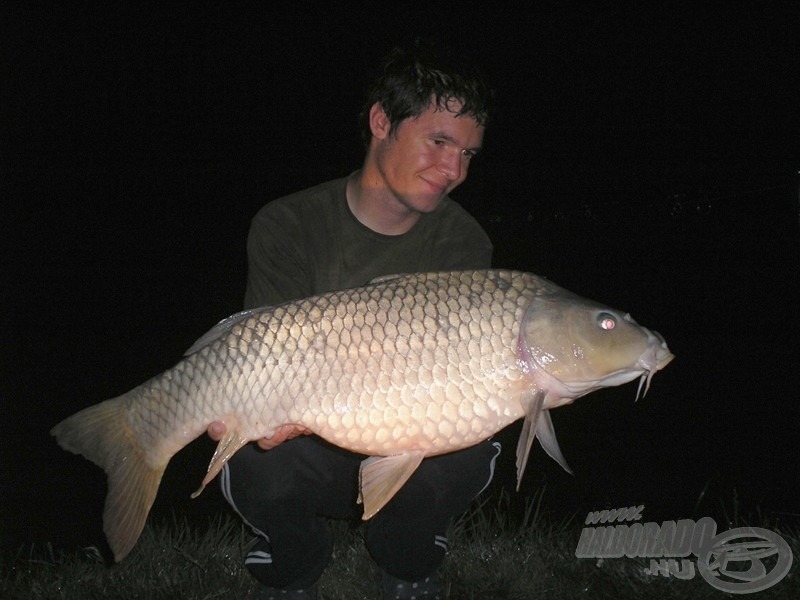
top-left (438, 150), bottom-right (463, 182)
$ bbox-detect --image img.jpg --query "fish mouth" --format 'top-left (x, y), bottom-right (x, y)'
top-left (634, 329), bottom-right (674, 401)
top-left (551, 330), bottom-right (674, 402)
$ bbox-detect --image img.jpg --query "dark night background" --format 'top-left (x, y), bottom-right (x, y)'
top-left (2, 3), bottom-right (799, 560)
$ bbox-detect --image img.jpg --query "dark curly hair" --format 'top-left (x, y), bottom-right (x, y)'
top-left (359, 39), bottom-right (494, 147)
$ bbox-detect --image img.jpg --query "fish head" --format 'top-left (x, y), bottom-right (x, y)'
top-left (519, 292), bottom-right (674, 404)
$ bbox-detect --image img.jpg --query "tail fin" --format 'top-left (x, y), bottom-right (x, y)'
top-left (51, 394), bottom-right (166, 562)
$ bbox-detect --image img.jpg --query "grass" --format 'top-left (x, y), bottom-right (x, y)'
top-left (2, 491), bottom-right (798, 599)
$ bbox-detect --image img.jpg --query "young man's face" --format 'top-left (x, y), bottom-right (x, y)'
top-left (369, 100), bottom-right (485, 215)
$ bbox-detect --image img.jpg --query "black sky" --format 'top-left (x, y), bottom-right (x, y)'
top-left (2, 4), bottom-right (799, 555)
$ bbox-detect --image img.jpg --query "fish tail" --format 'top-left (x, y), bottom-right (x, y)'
top-left (51, 394), bottom-right (166, 562)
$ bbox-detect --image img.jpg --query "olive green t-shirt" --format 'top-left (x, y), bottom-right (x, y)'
top-left (243, 176), bottom-right (493, 309)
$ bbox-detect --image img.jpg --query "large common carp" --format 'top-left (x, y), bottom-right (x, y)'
top-left (52, 270), bottom-right (673, 562)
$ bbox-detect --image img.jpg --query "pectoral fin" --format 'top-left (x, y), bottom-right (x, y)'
top-left (515, 391), bottom-right (545, 490)
top-left (515, 392), bottom-right (574, 490)
top-left (191, 427), bottom-right (250, 498)
top-left (535, 408), bottom-right (573, 475)
top-left (358, 452), bottom-right (425, 520)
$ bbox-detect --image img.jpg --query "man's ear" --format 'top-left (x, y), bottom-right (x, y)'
top-left (369, 102), bottom-right (391, 140)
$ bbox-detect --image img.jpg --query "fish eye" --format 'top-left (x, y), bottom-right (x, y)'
top-left (597, 313), bottom-right (617, 330)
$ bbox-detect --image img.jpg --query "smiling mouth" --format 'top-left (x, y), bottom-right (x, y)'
top-left (421, 178), bottom-right (448, 194)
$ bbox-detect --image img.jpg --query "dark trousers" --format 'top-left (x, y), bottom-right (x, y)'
top-left (220, 435), bottom-right (501, 589)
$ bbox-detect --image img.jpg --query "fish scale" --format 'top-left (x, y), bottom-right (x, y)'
top-left (51, 269), bottom-right (673, 562)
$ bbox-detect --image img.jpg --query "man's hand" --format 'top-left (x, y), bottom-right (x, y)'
top-left (207, 421), bottom-right (312, 450)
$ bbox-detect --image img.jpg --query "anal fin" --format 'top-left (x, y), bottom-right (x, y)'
top-left (191, 427), bottom-right (250, 498)
top-left (358, 452), bottom-right (425, 520)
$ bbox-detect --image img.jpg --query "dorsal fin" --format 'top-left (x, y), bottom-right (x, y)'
top-left (183, 309), bottom-right (261, 356)
top-left (368, 273), bottom-right (408, 285)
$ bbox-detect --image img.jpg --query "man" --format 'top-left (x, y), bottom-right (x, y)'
top-left (209, 41), bottom-right (500, 599)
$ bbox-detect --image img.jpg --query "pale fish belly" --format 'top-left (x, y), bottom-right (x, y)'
top-left (307, 375), bottom-right (529, 456)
